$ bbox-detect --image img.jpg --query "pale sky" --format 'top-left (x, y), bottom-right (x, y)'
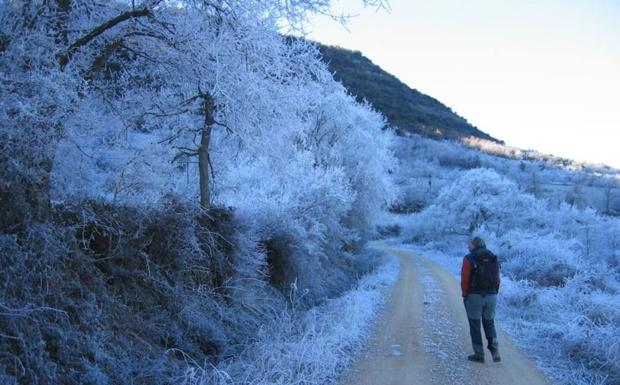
top-left (307, 0), bottom-right (620, 168)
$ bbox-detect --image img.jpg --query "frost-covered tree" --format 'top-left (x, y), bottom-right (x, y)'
top-left (2, 0), bottom-right (397, 311)
top-left (1, 0), bottom-right (389, 218)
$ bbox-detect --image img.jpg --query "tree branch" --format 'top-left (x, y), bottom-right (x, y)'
top-left (172, 148), bottom-right (199, 164)
top-left (213, 119), bottom-right (234, 134)
top-left (207, 152), bottom-right (216, 181)
top-left (174, 146), bottom-right (199, 154)
top-left (85, 38), bottom-right (125, 80)
top-left (58, 7), bottom-right (152, 69)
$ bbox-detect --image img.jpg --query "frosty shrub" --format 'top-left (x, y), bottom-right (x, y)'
top-left (0, 200), bottom-right (245, 384)
top-left (2, 197), bottom-right (390, 384)
top-left (403, 168), bottom-right (547, 241)
top-left (181, 251), bottom-right (400, 385)
top-left (497, 231), bottom-right (582, 287)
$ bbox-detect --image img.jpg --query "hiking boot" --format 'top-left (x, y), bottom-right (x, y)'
top-left (489, 349), bottom-right (501, 362)
top-left (467, 354), bottom-right (485, 363)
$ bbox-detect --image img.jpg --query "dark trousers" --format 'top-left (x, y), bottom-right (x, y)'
top-left (464, 293), bottom-right (498, 355)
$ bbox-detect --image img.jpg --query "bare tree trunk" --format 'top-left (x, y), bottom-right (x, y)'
top-left (22, 0), bottom-right (73, 223)
top-left (30, 159), bottom-right (53, 222)
top-left (198, 92), bottom-right (215, 210)
top-left (605, 181), bottom-right (612, 215)
top-left (584, 226), bottom-right (591, 258)
top-left (530, 172), bottom-right (539, 197)
top-left (55, 0), bottom-right (72, 45)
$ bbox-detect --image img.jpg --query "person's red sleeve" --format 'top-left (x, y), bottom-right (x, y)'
top-left (461, 256), bottom-right (472, 297)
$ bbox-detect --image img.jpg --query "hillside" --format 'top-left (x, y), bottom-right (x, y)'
top-left (318, 44), bottom-right (500, 142)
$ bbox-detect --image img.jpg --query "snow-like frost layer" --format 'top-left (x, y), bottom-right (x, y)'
top-left (414, 258), bottom-right (467, 384)
top-left (181, 253), bottom-right (400, 385)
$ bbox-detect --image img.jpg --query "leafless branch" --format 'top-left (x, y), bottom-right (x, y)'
top-left (58, 7), bottom-right (153, 69)
top-left (213, 119), bottom-right (234, 134)
top-left (207, 152), bottom-right (215, 181)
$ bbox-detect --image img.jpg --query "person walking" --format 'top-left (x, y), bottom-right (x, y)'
top-left (461, 236), bottom-right (502, 363)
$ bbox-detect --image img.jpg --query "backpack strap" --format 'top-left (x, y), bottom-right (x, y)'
top-left (465, 251), bottom-right (476, 266)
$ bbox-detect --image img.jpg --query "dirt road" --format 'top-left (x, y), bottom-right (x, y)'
top-left (339, 246), bottom-right (552, 385)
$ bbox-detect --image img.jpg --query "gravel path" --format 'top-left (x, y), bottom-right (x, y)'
top-left (339, 245), bottom-right (553, 385)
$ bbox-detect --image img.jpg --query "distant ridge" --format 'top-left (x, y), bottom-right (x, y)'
top-left (317, 44), bottom-right (501, 143)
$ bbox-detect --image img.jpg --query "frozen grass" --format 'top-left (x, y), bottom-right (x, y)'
top-left (181, 252), bottom-right (400, 385)
top-left (0, 200), bottom-right (399, 385)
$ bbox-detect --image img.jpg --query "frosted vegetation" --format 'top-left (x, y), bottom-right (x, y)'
top-left (3, 1), bottom-right (619, 384)
top-left (0, 1), bottom-right (396, 384)
top-left (389, 135), bottom-right (620, 385)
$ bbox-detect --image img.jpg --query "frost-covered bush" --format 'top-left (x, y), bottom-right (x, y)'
top-left (437, 151), bottom-right (482, 169)
top-left (0, 200), bottom-right (247, 384)
top-left (181, 251), bottom-right (399, 385)
top-left (209, 79), bottom-right (396, 301)
top-left (389, 136), bottom-right (455, 213)
top-left (500, 273), bottom-right (620, 385)
top-left (0, 200), bottom-right (397, 385)
top-left (495, 231), bottom-right (582, 287)
top-left (403, 168), bottom-right (548, 241)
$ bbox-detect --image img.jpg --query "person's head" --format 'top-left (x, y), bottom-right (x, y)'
top-left (468, 236), bottom-right (486, 251)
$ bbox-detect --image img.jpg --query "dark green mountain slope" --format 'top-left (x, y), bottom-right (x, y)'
top-left (318, 44), bottom-right (500, 142)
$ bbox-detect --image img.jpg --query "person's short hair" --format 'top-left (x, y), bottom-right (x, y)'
top-left (470, 236), bottom-right (486, 248)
